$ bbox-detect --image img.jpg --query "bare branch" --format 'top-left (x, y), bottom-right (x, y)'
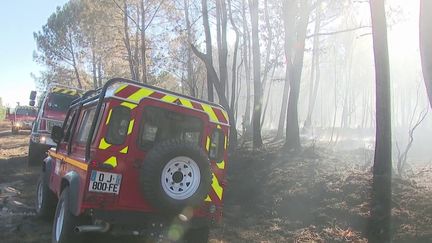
top-left (306, 26), bottom-right (371, 38)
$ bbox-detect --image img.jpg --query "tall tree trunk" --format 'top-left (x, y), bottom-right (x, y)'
top-left (91, 47), bottom-right (98, 88)
top-left (368, 0), bottom-right (392, 242)
top-left (285, 1), bottom-right (309, 151)
top-left (249, 0), bottom-right (263, 149)
top-left (304, 6), bottom-right (322, 130)
top-left (228, 0), bottom-right (240, 113)
top-left (202, 0), bottom-right (214, 102)
top-left (97, 58), bottom-right (103, 87)
top-left (261, 0), bottom-right (273, 91)
top-left (192, 0), bottom-right (237, 150)
top-left (184, 0), bottom-right (195, 97)
top-left (242, 0), bottom-right (251, 135)
top-left (277, 69), bottom-right (289, 138)
top-left (123, 0), bottom-right (135, 80)
top-left (134, 6), bottom-right (140, 82)
top-left (420, 0), bottom-right (432, 109)
top-left (217, 0), bottom-right (228, 97)
top-left (277, 0), bottom-right (296, 139)
top-left (141, 0), bottom-right (147, 83)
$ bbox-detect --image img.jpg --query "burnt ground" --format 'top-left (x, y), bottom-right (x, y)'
top-left (0, 127), bottom-right (431, 242)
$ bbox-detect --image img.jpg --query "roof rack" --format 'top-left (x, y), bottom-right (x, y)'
top-left (81, 77), bottom-right (225, 161)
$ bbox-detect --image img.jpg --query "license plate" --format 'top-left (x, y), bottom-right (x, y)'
top-left (89, 171), bottom-right (122, 194)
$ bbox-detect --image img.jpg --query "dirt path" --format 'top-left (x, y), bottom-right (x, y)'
top-left (0, 133), bottom-right (431, 242)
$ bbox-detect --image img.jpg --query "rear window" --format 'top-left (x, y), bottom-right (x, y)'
top-left (106, 106), bottom-right (131, 145)
top-left (46, 93), bottom-right (78, 112)
top-left (139, 106), bottom-right (203, 150)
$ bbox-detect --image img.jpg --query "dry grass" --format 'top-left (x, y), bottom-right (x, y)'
top-left (0, 120), bottom-right (11, 132)
top-left (0, 133), bottom-right (29, 160)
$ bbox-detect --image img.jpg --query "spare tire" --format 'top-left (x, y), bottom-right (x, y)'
top-left (139, 139), bottom-right (212, 213)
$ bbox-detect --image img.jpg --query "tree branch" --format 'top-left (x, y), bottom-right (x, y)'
top-left (306, 26), bottom-right (371, 38)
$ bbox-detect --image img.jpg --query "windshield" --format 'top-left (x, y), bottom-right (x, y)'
top-left (15, 108), bottom-right (37, 116)
top-left (46, 93), bottom-right (78, 112)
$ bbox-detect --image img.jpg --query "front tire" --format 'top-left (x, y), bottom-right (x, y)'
top-left (52, 187), bottom-right (83, 243)
top-left (35, 173), bottom-right (57, 220)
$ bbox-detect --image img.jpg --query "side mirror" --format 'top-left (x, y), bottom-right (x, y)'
top-left (51, 126), bottom-right (64, 144)
top-left (30, 91), bottom-right (37, 100)
top-left (29, 91), bottom-right (37, 107)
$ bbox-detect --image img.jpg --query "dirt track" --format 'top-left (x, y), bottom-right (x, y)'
top-left (0, 130), bottom-right (431, 242)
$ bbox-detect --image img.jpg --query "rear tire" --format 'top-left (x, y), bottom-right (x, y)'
top-left (35, 173), bottom-right (57, 220)
top-left (52, 187), bottom-right (85, 243)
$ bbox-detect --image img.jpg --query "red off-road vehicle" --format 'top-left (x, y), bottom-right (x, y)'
top-left (28, 85), bottom-right (81, 166)
top-left (35, 78), bottom-right (229, 243)
top-left (6, 106), bottom-right (37, 134)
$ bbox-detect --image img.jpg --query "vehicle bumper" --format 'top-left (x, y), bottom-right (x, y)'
top-left (30, 132), bottom-right (56, 147)
top-left (13, 121), bottom-right (33, 130)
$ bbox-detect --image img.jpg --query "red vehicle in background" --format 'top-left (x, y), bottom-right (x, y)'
top-left (6, 106), bottom-right (37, 134)
top-left (28, 84), bottom-right (81, 166)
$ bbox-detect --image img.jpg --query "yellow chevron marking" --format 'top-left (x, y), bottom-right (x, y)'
top-left (121, 102), bottom-right (137, 109)
top-left (216, 160), bottom-right (225, 170)
top-left (179, 98), bottom-right (193, 108)
top-left (68, 90), bottom-right (77, 96)
top-left (98, 138), bottom-right (111, 150)
top-left (115, 84), bottom-right (128, 94)
top-left (206, 136), bottom-right (211, 152)
top-left (202, 104), bottom-right (218, 123)
top-left (204, 195), bottom-right (211, 202)
top-left (128, 119), bottom-right (134, 135)
top-left (103, 156), bottom-right (117, 168)
top-left (105, 109), bottom-right (112, 125)
top-left (211, 173), bottom-right (223, 200)
top-left (120, 146), bottom-right (128, 154)
top-left (217, 125), bottom-right (221, 129)
top-left (128, 88), bottom-right (154, 102)
top-left (221, 110), bottom-right (229, 122)
top-left (161, 95), bottom-right (177, 103)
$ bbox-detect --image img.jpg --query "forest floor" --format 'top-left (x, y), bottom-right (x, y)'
top-left (0, 127), bottom-right (431, 242)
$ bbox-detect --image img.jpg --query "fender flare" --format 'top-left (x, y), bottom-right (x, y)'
top-left (42, 156), bottom-right (54, 183)
top-left (62, 171), bottom-right (81, 216)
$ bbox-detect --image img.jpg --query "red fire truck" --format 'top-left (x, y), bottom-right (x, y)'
top-left (6, 106), bottom-right (37, 134)
top-left (28, 84), bottom-right (82, 166)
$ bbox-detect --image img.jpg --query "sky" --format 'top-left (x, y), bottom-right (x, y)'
top-left (0, 1), bottom-right (68, 108)
top-left (0, 0), bottom-right (422, 109)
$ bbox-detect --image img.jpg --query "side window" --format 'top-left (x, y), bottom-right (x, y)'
top-left (209, 129), bottom-right (225, 161)
top-left (106, 106), bottom-right (131, 145)
top-left (63, 110), bottom-right (77, 141)
top-left (76, 107), bottom-right (97, 144)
